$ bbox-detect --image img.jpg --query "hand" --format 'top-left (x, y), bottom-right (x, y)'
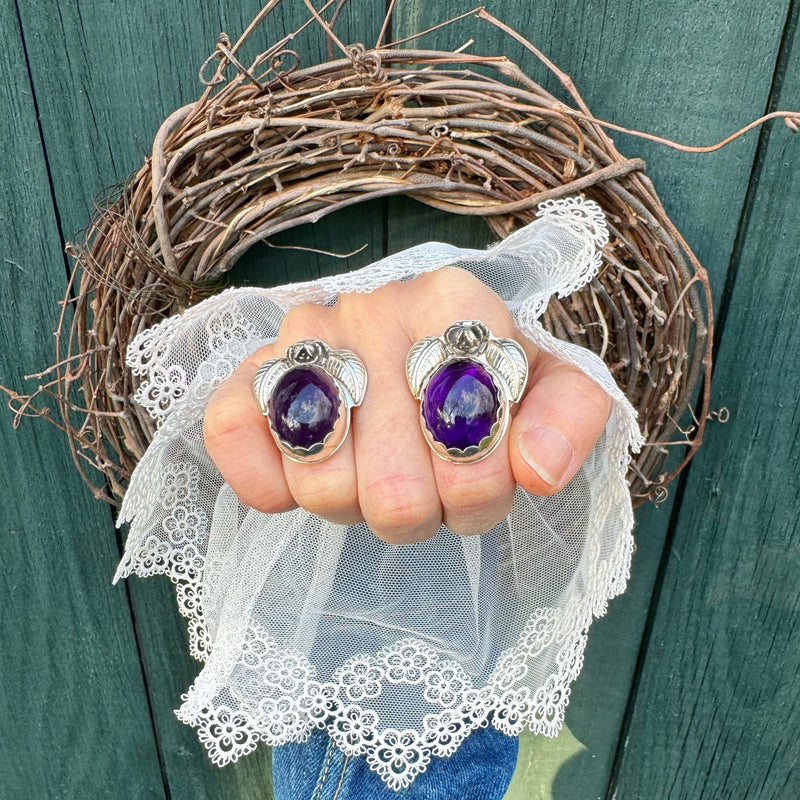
top-left (203, 266), bottom-right (612, 544)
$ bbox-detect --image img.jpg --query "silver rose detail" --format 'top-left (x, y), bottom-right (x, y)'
top-left (287, 339), bottom-right (329, 364)
top-left (444, 321), bottom-right (490, 355)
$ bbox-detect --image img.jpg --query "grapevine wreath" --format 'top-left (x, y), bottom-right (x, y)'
top-left (10, 2), bottom-right (800, 792)
top-left (8, 1), bottom-right (741, 507)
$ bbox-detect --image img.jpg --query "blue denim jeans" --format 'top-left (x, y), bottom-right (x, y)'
top-left (271, 724), bottom-right (519, 799)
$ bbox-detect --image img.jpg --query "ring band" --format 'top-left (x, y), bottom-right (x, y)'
top-left (253, 339), bottom-right (367, 463)
top-left (406, 321), bottom-right (528, 464)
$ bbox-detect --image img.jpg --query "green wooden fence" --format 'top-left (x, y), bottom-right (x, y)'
top-left (1, 1), bottom-right (798, 798)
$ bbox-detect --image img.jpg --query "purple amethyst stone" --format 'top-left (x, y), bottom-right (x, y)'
top-left (270, 366), bottom-right (340, 450)
top-left (422, 359), bottom-right (500, 451)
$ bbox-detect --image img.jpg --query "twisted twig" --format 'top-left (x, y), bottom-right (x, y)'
top-left (9, 0), bottom-right (793, 507)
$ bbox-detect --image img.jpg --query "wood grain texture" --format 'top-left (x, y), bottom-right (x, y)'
top-left (611, 9), bottom-right (800, 798)
top-left (4, 0), bottom-right (797, 797)
top-left (392, 0), bottom-right (789, 291)
top-left (11, 1), bottom-right (386, 797)
top-left (0, 1), bottom-right (165, 797)
top-left (386, 3), bottom-right (791, 798)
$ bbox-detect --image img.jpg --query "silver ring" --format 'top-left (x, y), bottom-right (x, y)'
top-left (253, 339), bottom-right (367, 463)
top-left (406, 320), bottom-right (528, 464)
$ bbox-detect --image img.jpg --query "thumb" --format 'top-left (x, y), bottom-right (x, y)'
top-left (508, 353), bottom-right (612, 495)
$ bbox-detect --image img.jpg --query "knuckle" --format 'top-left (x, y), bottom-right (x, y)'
top-left (289, 468), bottom-right (358, 516)
top-left (203, 398), bottom-right (253, 446)
top-left (444, 486), bottom-right (515, 532)
top-left (362, 477), bottom-right (441, 542)
top-left (428, 263), bottom-right (477, 288)
top-left (332, 292), bottom-right (374, 340)
top-left (207, 449), bottom-right (296, 514)
top-left (536, 358), bottom-right (613, 426)
top-left (571, 371), bottom-right (613, 421)
top-left (437, 459), bottom-right (515, 535)
top-left (278, 302), bottom-right (330, 341)
top-left (237, 483), bottom-right (295, 515)
top-left (446, 504), bottom-right (511, 536)
top-left (369, 498), bottom-right (437, 536)
top-left (415, 269), bottom-right (511, 336)
top-left (242, 344), bottom-right (275, 370)
top-left (426, 266), bottom-right (477, 300)
top-left (440, 474), bottom-right (513, 518)
top-left (435, 265), bottom-right (494, 301)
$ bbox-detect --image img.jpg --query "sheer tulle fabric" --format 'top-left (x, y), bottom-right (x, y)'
top-left (114, 196), bottom-right (642, 791)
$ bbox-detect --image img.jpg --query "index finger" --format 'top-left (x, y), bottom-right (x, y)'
top-left (203, 348), bottom-right (296, 514)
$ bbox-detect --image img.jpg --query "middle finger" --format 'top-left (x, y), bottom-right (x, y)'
top-left (343, 289), bottom-right (443, 545)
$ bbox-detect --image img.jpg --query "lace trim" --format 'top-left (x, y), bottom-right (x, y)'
top-left (113, 194), bottom-right (643, 791)
top-left (172, 623), bottom-right (588, 790)
top-left (117, 460), bottom-right (214, 662)
top-left (116, 470), bottom-right (630, 790)
top-left (128, 299), bottom-right (266, 426)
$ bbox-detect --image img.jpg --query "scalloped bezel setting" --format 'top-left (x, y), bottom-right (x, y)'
top-left (421, 358), bottom-right (504, 460)
top-left (253, 339), bottom-right (367, 463)
top-left (406, 321), bottom-right (529, 464)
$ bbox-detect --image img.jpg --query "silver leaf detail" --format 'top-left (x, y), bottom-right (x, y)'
top-left (252, 359), bottom-right (291, 414)
top-left (484, 339), bottom-right (528, 402)
top-left (406, 337), bottom-right (449, 399)
top-left (325, 350), bottom-right (367, 406)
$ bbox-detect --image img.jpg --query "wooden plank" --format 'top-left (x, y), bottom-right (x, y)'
top-left (387, 2), bottom-right (790, 798)
top-left (0, 1), bottom-right (166, 797)
top-left (392, 0), bottom-right (789, 288)
top-left (611, 11), bottom-right (800, 799)
top-left (14, 2), bottom-right (386, 797)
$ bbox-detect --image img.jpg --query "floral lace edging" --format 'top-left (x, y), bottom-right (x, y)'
top-left (114, 458), bottom-right (213, 662)
top-left (115, 462), bottom-right (634, 791)
top-left (173, 620), bottom-right (590, 791)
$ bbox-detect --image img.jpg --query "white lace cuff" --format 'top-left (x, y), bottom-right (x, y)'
top-left (114, 195), bottom-right (643, 791)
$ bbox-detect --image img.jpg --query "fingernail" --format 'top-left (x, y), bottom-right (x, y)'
top-left (517, 426), bottom-right (574, 487)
